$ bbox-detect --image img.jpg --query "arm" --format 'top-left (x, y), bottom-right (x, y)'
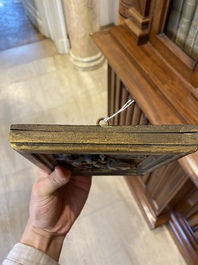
top-left (3, 166), bottom-right (92, 264)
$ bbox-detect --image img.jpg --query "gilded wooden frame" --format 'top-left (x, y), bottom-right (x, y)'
top-left (9, 124), bottom-right (198, 176)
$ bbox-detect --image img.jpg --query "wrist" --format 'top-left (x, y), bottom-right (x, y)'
top-left (20, 219), bottom-right (65, 261)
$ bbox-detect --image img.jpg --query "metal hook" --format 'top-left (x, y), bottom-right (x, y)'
top-left (96, 99), bottom-right (135, 126)
top-left (96, 117), bottom-right (110, 126)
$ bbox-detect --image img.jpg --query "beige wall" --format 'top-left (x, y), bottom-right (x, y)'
top-left (100, 0), bottom-right (119, 26)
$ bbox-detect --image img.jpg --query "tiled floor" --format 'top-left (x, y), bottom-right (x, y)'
top-left (0, 0), bottom-right (45, 51)
top-left (0, 40), bottom-right (186, 264)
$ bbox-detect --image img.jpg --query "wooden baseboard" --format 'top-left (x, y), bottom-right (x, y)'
top-left (168, 213), bottom-right (198, 265)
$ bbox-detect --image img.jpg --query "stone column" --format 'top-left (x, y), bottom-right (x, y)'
top-left (63, 0), bottom-right (104, 71)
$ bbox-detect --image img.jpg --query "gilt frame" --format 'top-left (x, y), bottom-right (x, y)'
top-left (9, 124), bottom-right (198, 176)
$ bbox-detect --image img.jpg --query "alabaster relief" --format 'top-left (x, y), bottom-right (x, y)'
top-left (54, 153), bottom-right (148, 175)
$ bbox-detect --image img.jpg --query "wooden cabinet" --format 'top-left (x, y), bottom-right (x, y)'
top-left (93, 0), bottom-right (198, 264)
top-left (169, 188), bottom-right (198, 265)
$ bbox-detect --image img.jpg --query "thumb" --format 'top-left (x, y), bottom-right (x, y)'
top-left (40, 166), bottom-right (71, 195)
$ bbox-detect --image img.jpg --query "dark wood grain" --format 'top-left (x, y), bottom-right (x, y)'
top-left (92, 29), bottom-right (188, 124)
top-left (123, 0), bottom-right (153, 44)
top-left (168, 187), bottom-right (198, 265)
top-left (92, 1), bottom-right (198, 263)
top-left (149, 0), bottom-right (198, 87)
top-left (119, 0), bottom-right (134, 19)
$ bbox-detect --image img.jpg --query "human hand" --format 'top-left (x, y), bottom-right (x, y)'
top-left (21, 166), bottom-right (92, 261)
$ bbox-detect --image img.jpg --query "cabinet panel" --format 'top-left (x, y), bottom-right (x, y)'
top-left (107, 63), bottom-right (197, 227)
top-left (149, 0), bottom-right (198, 87)
top-left (108, 66), bottom-right (149, 126)
top-left (96, 19), bottom-right (198, 262)
top-left (149, 162), bottom-right (187, 214)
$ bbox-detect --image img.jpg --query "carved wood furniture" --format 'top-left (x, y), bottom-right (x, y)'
top-left (92, 0), bottom-right (198, 264)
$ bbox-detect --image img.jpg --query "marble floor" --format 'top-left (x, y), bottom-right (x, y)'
top-left (0, 0), bottom-right (45, 51)
top-left (0, 39), bottom-right (186, 265)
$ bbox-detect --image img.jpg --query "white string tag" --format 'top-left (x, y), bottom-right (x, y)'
top-left (97, 99), bottom-right (135, 126)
